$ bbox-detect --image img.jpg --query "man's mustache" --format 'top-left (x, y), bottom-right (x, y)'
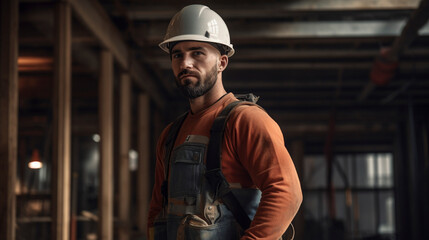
top-left (177, 69), bottom-right (199, 79)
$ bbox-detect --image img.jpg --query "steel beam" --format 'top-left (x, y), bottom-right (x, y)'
top-left (141, 20), bottom-right (429, 44)
top-left (123, 0), bottom-right (420, 20)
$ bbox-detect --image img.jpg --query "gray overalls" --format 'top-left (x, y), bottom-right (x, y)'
top-left (154, 102), bottom-right (262, 240)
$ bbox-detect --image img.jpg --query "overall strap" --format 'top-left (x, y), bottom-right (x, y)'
top-left (164, 111), bottom-right (188, 178)
top-left (205, 100), bottom-right (257, 230)
top-left (161, 111), bottom-right (188, 205)
top-left (206, 100), bottom-right (245, 170)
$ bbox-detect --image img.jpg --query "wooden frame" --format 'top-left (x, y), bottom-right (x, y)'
top-left (69, 0), bottom-right (164, 110)
top-left (136, 94), bottom-right (150, 235)
top-left (52, 2), bottom-right (72, 240)
top-left (118, 73), bottom-right (131, 240)
top-left (0, 0), bottom-right (19, 239)
top-left (98, 50), bottom-right (114, 240)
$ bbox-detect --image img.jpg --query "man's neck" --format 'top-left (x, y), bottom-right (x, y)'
top-left (189, 87), bottom-right (227, 114)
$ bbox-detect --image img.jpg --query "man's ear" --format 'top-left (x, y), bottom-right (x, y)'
top-left (218, 55), bottom-right (228, 72)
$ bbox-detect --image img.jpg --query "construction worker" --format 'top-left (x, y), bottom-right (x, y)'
top-left (148, 4), bottom-right (302, 240)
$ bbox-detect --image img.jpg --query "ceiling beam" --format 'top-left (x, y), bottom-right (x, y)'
top-left (224, 81), bottom-right (363, 89)
top-left (69, 0), bottom-right (128, 68)
top-left (140, 20), bottom-right (429, 44)
top-left (121, 0), bottom-right (420, 20)
top-left (150, 48), bottom-right (429, 60)
top-left (232, 48), bottom-right (429, 60)
top-left (258, 98), bottom-right (429, 108)
top-left (68, 0), bottom-right (165, 109)
top-left (359, 0), bottom-right (429, 102)
top-left (279, 122), bottom-right (396, 137)
top-left (227, 61), bottom-right (429, 70)
top-left (270, 109), bottom-right (400, 123)
top-left (155, 58), bottom-right (429, 71)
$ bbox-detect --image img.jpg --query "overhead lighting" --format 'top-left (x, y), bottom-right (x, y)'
top-left (92, 134), bottom-right (100, 143)
top-left (129, 149), bottom-right (138, 171)
top-left (18, 56), bottom-right (53, 72)
top-left (28, 149), bottom-right (43, 169)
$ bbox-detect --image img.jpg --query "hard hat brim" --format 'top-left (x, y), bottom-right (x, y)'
top-left (159, 34), bottom-right (235, 57)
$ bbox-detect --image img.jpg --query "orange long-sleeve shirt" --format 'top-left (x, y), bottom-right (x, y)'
top-left (148, 93), bottom-right (302, 239)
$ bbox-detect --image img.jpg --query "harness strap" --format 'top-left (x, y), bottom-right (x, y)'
top-left (205, 100), bottom-right (257, 230)
top-left (206, 100), bottom-right (243, 170)
top-left (161, 111), bottom-right (188, 205)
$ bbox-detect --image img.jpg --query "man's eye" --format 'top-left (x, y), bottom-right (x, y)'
top-left (172, 53), bottom-right (181, 59)
top-left (193, 51), bottom-right (203, 56)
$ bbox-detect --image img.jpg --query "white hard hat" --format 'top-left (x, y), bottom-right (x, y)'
top-left (159, 4), bottom-right (235, 57)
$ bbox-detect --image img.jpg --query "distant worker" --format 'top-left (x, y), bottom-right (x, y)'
top-left (148, 4), bottom-right (302, 240)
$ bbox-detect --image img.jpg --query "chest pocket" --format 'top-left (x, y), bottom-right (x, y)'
top-left (169, 142), bottom-right (206, 198)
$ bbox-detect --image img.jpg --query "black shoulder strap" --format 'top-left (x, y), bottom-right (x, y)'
top-left (205, 100), bottom-right (256, 230)
top-left (161, 111), bottom-right (188, 205)
top-left (206, 100), bottom-right (246, 170)
top-left (163, 111), bottom-right (188, 178)
top-left (207, 93), bottom-right (259, 170)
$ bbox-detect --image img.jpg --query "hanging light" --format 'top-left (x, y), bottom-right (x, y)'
top-left (28, 149), bottom-right (43, 169)
top-left (129, 149), bottom-right (138, 171)
top-left (92, 133), bottom-right (100, 143)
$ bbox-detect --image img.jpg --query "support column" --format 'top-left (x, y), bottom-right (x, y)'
top-left (137, 94), bottom-right (150, 235)
top-left (98, 50), bottom-right (114, 240)
top-left (290, 140), bottom-right (305, 240)
top-left (0, 0), bottom-right (19, 239)
top-left (52, 2), bottom-right (72, 240)
top-left (118, 73), bottom-right (131, 240)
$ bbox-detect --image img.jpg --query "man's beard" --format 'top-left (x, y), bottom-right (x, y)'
top-left (175, 64), bottom-right (218, 99)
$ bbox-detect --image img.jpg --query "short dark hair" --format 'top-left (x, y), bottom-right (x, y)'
top-left (168, 41), bottom-right (228, 58)
top-left (212, 43), bottom-right (228, 56)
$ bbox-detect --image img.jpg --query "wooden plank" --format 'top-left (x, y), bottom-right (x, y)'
top-left (69, 0), bottom-right (127, 68)
top-left (136, 94), bottom-right (150, 235)
top-left (0, 0), bottom-right (18, 239)
top-left (118, 73), bottom-right (131, 240)
top-left (68, 0), bottom-right (165, 110)
top-left (52, 2), bottom-right (72, 240)
top-left (98, 50), bottom-right (114, 240)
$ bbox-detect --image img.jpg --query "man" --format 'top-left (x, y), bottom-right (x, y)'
top-left (148, 4), bottom-right (302, 240)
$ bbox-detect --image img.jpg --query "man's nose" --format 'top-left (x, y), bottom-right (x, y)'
top-left (180, 54), bottom-right (194, 70)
